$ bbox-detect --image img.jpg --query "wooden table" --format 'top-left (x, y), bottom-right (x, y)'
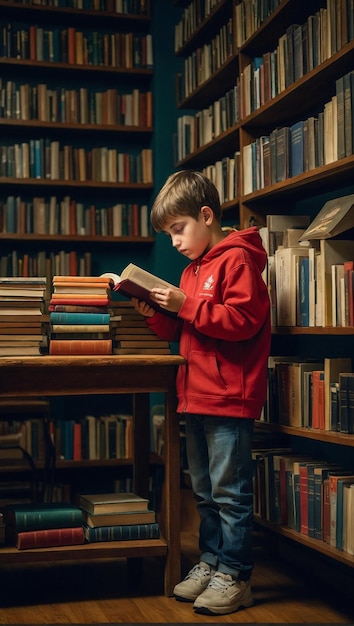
top-left (0, 354), bottom-right (184, 596)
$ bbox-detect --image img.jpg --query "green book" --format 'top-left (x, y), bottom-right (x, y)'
top-left (2, 502), bottom-right (83, 532)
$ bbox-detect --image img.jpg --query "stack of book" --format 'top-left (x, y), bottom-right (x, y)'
top-left (1, 502), bottom-right (84, 550)
top-left (48, 275), bottom-right (114, 355)
top-left (78, 492), bottom-right (160, 542)
top-left (0, 276), bottom-right (48, 356)
top-left (109, 301), bottom-right (170, 355)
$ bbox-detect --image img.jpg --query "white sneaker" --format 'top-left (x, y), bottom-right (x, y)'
top-left (173, 561), bottom-right (215, 602)
top-left (193, 571), bottom-right (254, 615)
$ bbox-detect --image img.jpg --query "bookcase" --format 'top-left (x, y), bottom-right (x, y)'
top-left (0, 354), bottom-right (184, 596)
top-left (173, 0), bottom-right (354, 573)
top-left (0, 0), bottom-right (157, 529)
top-left (0, 0), bottom-right (154, 281)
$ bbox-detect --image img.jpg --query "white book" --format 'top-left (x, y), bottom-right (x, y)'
top-left (331, 264), bottom-right (344, 327)
top-left (242, 143), bottom-right (253, 195)
top-left (275, 247), bottom-right (309, 326)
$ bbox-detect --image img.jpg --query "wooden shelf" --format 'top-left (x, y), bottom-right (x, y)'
top-left (0, 355), bottom-right (184, 596)
top-left (255, 420), bottom-right (354, 447)
top-left (0, 234), bottom-right (154, 244)
top-left (174, 0), bottom-right (354, 574)
top-left (0, 537), bottom-right (167, 564)
top-left (254, 516), bottom-right (354, 568)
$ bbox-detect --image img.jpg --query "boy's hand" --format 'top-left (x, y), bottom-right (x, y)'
top-left (131, 297), bottom-right (155, 318)
top-left (150, 287), bottom-right (186, 313)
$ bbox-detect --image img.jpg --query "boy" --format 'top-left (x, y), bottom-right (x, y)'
top-left (132, 170), bottom-right (270, 615)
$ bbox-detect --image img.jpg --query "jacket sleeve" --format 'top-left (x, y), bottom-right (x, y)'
top-left (146, 311), bottom-right (183, 342)
top-left (178, 259), bottom-right (270, 342)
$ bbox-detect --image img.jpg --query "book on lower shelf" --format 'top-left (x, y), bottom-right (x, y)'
top-left (81, 508), bottom-right (156, 528)
top-left (78, 492), bottom-right (149, 515)
top-left (7, 525), bottom-right (85, 550)
top-left (1, 502), bottom-right (84, 549)
top-left (1, 502), bottom-right (83, 532)
top-left (83, 521), bottom-right (160, 543)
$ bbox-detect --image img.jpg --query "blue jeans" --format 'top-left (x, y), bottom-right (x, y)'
top-left (185, 413), bottom-right (254, 581)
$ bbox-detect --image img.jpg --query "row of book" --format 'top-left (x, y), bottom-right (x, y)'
top-left (0, 491), bottom-right (159, 549)
top-left (12, 1), bottom-right (150, 15)
top-left (49, 275), bottom-right (114, 355)
top-left (1, 196), bottom-right (151, 238)
top-left (243, 72), bottom-right (354, 195)
top-left (1, 26), bottom-right (153, 69)
top-left (233, 0), bottom-right (282, 48)
top-left (260, 196), bottom-right (354, 328)
top-left (0, 142), bottom-right (153, 184)
top-left (202, 153), bottom-right (241, 206)
top-left (253, 449), bottom-right (354, 555)
top-left (176, 18), bottom-right (233, 103)
top-left (0, 276), bottom-right (48, 357)
top-left (174, 0), bottom-right (223, 52)
top-left (175, 85), bottom-right (239, 161)
top-left (0, 411), bottom-right (132, 465)
top-left (0, 250), bottom-right (92, 284)
top-left (240, 11), bottom-right (353, 119)
top-left (266, 356), bottom-right (354, 433)
top-left (54, 413), bottom-right (133, 461)
top-left (109, 301), bottom-right (171, 355)
top-left (1, 80), bottom-right (153, 128)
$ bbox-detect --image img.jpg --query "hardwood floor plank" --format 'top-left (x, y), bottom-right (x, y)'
top-left (0, 530), bottom-right (353, 623)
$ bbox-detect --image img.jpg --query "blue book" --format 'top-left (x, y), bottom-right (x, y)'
top-left (83, 522), bottom-right (160, 542)
top-left (50, 312), bottom-right (110, 325)
top-left (290, 120), bottom-right (304, 177)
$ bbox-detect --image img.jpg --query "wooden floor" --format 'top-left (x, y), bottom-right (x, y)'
top-left (0, 529), bottom-right (353, 624)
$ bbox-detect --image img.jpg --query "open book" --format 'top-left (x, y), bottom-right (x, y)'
top-left (299, 193), bottom-right (354, 240)
top-left (101, 263), bottom-right (177, 314)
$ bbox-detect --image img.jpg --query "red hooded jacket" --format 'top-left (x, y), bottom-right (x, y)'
top-left (147, 227), bottom-right (271, 419)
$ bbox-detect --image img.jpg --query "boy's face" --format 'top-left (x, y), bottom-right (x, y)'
top-left (162, 208), bottom-right (212, 260)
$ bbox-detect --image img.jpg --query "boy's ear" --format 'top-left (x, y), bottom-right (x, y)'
top-left (200, 206), bottom-right (213, 223)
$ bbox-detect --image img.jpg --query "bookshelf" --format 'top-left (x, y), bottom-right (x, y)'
top-left (0, 0), bottom-right (155, 280)
top-left (0, 354), bottom-right (184, 596)
top-left (173, 0), bottom-right (354, 569)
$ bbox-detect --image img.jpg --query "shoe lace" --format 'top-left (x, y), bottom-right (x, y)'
top-left (187, 563), bottom-right (210, 580)
top-left (207, 573), bottom-right (234, 591)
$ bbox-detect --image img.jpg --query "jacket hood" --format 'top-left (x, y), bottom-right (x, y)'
top-left (201, 226), bottom-right (267, 273)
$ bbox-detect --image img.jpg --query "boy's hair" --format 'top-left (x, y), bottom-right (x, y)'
top-left (151, 170), bottom-right (222, 232)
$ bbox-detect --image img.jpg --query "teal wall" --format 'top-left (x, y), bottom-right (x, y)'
top-left (96, 1), bottom-right (187, 285)
top-left (151, 0), bottom-right (188, 285)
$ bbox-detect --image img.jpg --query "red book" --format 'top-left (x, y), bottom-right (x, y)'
top-left (73, 422), bottom-right (82, 461)
top-left (49, 339), bottom-right (112, 355)
top-left (50, 297), bottom-right (110, 306)
top-left (311, 370), bottom-right (325, 429)
top-left (299, 463), bottom-right (310, 535)
top-left (12, 526), bottom-right (85, 550)
top-left (67, 26), bottom-right (76, 64)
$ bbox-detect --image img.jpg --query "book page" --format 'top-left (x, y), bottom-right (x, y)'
top-left (121, 263), bottom-right (175, 290)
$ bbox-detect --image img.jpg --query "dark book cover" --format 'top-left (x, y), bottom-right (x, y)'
top-left (2, 502), bottom-right (83, 532)
top-left (83, 521), bottom-right (160, 542)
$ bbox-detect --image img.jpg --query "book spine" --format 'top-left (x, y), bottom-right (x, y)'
top-left (84, 522), bottom-right (160, 542)
top-left (50, 313), bottom-right (110, 324)
top-left (10, 510), bottom-right (83, 532)
top-left (15, 526), bottom-right (85, 549)
top-left (49, 340), bottom-right (112, 355)
top-left (51, 325), bottom-right (110, 333)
